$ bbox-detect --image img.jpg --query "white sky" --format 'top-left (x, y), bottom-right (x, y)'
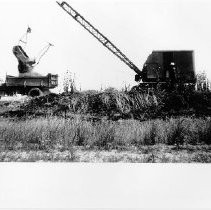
top-left (0, 0), bottom-right (210, 90)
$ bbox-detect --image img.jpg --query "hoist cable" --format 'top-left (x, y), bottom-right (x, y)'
top-left (18, 26), bottom-right (32, 48)
top-left (35, 43), bottom-right (53, 65)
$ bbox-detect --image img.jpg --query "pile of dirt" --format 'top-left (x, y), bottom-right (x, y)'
top-left (1, 89), bottom-right (211, 120)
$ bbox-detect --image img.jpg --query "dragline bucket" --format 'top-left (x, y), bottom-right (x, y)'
top-left (12, 45), bottom-right (36, 74)
top-left (13, 27), bottom-right (53, 77)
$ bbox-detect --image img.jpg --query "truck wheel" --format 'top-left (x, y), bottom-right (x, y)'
top-left (28, 88), bottom-right (43, 97)
top-left (42, 89), bottom-right (51, 96)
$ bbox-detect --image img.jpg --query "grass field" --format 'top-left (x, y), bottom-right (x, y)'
top-left (0, 116), bottom-right (211, 162)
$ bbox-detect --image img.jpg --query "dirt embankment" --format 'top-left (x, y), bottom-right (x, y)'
top-left (1, 90), bottom-right (211, 121)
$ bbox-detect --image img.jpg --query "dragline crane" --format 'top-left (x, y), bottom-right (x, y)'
top-left (57, 1), bottom-right (196, 90)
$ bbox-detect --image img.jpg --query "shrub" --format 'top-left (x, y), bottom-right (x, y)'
top-left (142, 121), bottom-right (157, 145)
top-left (192, 152), bottom-right (211, 163)
top-left (165, 118), bottom-right (185, 147)
top-left (92, 122), bottom-right (116, 150)
top-left (197, 119), bottom-right (211, 145)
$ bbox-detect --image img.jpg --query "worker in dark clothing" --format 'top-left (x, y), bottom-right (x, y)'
top-left (165, 62), bottom-right (176, 89)
top-left (169, 62), bottom-right (176, 84)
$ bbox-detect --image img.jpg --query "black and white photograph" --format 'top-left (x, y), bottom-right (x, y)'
top-left (0, 0), bottom-right (211, 163)
top-left (0, 0), bottom-right (211, 208)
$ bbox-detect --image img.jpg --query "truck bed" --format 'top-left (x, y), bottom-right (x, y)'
top-left (5, 73), bottom-right (58, 89)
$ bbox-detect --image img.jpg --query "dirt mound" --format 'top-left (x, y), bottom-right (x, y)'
top-left (1, 89), bottom-right (211, 120)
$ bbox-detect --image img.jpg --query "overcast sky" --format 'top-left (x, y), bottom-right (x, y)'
top-left (0, 0), bottom-right (210, 90)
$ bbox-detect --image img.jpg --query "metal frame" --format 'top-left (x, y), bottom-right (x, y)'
top-left (57, 1), bottom-right (142, 76)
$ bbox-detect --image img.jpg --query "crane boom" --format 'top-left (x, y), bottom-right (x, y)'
top-left (56, 1), bottom-right (142, 77)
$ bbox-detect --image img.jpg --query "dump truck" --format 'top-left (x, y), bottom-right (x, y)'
top-left (0, 27), bottom-right (58, 98)
top-left (57, 1), bottom-right (196, 91)
top-left (0, 73), bottom-right (58, 97)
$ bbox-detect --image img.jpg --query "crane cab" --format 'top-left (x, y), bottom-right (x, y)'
top-left (140, 51), bottom-right (196, 88)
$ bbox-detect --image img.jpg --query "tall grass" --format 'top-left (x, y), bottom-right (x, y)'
top-left (0, 117), bottom-right (211, 151)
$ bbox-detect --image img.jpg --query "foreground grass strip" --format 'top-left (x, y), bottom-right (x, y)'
top-left (0, 116), bottom-right (211, 152)
top-left (0, 145), bottom-right (211, 162)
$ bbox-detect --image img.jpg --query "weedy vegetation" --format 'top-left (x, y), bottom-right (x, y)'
top-left (0, 72), bottom-right (211, 162)
top-left (0, 116), bottom-right (211, 162)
